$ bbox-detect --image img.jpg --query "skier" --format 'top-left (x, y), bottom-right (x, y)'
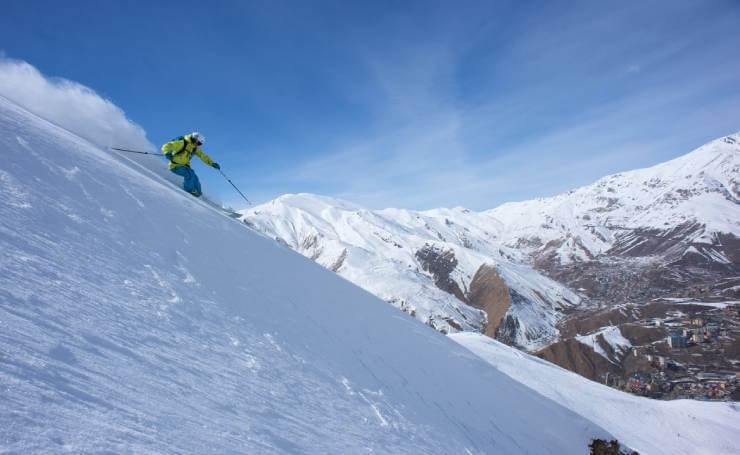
top-left (161, 132), bottom-right (220, 197)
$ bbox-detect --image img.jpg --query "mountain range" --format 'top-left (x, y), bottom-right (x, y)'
top-left (241, 133), bottom-right (740, 352)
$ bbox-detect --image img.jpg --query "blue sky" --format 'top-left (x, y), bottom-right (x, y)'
top-left (1, 0), bottom-right (739, 210)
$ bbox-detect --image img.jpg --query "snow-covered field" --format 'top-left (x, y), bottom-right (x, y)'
top-left (0, 96), bottom-right (619, 453)
top-left (452, 332), bottom-right (740, 455)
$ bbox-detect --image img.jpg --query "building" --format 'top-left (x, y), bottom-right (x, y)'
top-left (668, 335), bottom-right (688, 349)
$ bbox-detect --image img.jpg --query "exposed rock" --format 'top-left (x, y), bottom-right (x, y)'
top-left (444, 317), bottom-right (463, 331)
top-left (415, 244), bottom-right (466, 302)
top-left (537, 339), bottom-right (622, 382)
top-left (607, 222), bottom-right (703, 259)
top-left (467, 265), bottom-right (511, 337)
top-left (514, 236), bottom-right (543, 249)
top-left (560, 306), bottom-right (640, 338)
top-left (716, 233), bottom-right (740, 264)
top-left (330, 248), bottom-right (347, 272)
top-left (301, 234), bottom-right (324, 260)
top-left (495, 314), bottom-right (520, 347)
top-left (534, 236), bottom-right (594, 270)
top-left (618, 324), bottom-right (667, 346)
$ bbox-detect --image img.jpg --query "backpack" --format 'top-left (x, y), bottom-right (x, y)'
top-left (169, 136), bottom-right (190, 159)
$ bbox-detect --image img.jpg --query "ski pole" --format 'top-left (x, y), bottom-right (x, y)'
top-left (218, 169), bottom-right (252, 206)
top-left (110, 147), bottom-right (163, 156)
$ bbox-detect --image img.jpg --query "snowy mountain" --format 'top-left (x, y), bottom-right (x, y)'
top-left (241, 134), bottom-right (740, 352)
top-left (487, 134), bottom-right (740, 303)
top-left (488, 134), bottom-right (739, 266)
top-left (0, 95), bottom-right (621, 453)
top-left (241, 195), bottom-right (582, 351)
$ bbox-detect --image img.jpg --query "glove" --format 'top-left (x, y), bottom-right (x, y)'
top-left (165, 152), bottom-right (173, 161)
top-left (212, 162), bottom-right (220, 170)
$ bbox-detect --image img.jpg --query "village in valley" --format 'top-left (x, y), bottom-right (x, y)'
top-left (599, 300), bottom-right (740, 400)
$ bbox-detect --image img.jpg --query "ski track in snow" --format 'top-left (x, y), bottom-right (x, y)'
top-left (0, 96), bottom-right (617, 453)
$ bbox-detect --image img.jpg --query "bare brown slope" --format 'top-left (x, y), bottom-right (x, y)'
top-left (536, 339), bottom-right (622, 382)
top-left (467, 265), bottom-right (511, 337)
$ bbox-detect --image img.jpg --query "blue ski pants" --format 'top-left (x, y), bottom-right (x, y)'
top-left (170, 166), bottom-right (202, 195)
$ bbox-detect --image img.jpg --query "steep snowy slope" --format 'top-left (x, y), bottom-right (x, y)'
top-left (451, 333), bottom-right (740, 455)
top-left (0, 97), bottom-right (614, 453)
top-left (241, 195), bottom-right (581, 351)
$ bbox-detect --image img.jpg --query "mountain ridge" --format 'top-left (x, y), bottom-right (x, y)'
top-left (242, 132), bottom-right (740, 351)
top-left (242, 192), bottom-right (582, 350)
top-left (486, 132), bottom-right (739, 264)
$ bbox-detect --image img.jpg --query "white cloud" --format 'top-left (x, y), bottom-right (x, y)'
top-left (276, 49), bottom-right (740, 211)
top-left (0, 58), bottom-right (152, 151)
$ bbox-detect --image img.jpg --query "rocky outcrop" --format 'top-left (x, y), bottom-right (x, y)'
top-left (415, 244), bottom-right (466, 302)
top-left (414, 248), bottom-right (511, 336)
top-left (495, 314), bottom-right (521, 346)
top-left (606, 222), bottom-right (703, 259)
top-left (467, 265), bottom-right (511, 337)
top-left (330, 248), bottom-right (347, 272)
top-left (300, 233), bottom-right (324, 260)
top-left (715, 233), bottom-right (740, 265)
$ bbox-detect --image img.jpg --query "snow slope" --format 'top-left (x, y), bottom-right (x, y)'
top-left (0, 96), bottom-right (614, 452)
top-left (451, 332), bottom-right (740, 455)
top-left (241, 194), bottom-right (581, 351)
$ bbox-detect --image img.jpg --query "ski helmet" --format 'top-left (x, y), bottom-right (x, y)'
top-left (190, 132), bottom-right (205, 146)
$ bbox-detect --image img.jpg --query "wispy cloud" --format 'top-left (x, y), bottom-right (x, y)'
top-left (0, 58), bottom-right (152, 151)
top-left (262, 1), bottom-right (740, 210)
